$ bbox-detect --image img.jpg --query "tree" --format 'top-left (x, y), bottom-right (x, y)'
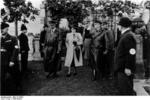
top-left (46, 0), bottom-right (89, 26)
top-left (2, 0), bottom-right (39, 36)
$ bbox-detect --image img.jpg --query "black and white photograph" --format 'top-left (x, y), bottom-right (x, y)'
top-left (0, 0), bottom-right (150, 98)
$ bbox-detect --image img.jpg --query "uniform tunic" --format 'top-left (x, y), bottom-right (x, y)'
top-left (18, 33), bottom-right (29, 72)
top-left (90, 29), bottom-right (104, 72)
top-left (43, 28), bottom-right (60, 73)
top-left (1, 34), bottom-right (20, 95)
top-left (103, 29), bottom-right (115, 78)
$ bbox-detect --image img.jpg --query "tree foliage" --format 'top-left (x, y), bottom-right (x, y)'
top-left (2, 0), bottom-right (39, 23)
top-left (47, 0), bottom-right (91, 25)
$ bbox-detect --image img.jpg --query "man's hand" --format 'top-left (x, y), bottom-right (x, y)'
top-left (9, 62), bottom-right (14, 67)
top-left (103, 50), bottom-right (108, 55)
top-left (124, 68), bottom-right (132, 76)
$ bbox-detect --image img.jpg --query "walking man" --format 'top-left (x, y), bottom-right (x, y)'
top-left (114, 17), bottom-right (136, 95)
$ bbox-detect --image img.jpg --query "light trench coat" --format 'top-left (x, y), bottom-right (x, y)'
top-left (65, 32), bottom-right (83, 67)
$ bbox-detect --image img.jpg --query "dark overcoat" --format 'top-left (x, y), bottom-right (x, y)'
top-left (114, 30), bottom-right (136, 95)
top-left (1, 34), bottom-right (20, 95)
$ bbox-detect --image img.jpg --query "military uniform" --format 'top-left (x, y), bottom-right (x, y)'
top-left (103, 29), bottom-right (115, 79)
top-left (18, 33), bottom-right (29, 73)
top-left (1, 34), bottom-right (20, 95)
top-left (114, 29), bottom-right (136, 95)
top-left (90, 28), bottom-right (104, 80)
top-left (43, 27), bottom-right (61, 78)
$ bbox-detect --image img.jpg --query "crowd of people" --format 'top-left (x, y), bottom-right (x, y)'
top-left (38, 15), bottom-right (149, 95)
top-left (1, 0), bottom-right (150, 96)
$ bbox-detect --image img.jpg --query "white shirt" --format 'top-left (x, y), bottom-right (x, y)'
top-left (121, 28), bottom-right (131, 35)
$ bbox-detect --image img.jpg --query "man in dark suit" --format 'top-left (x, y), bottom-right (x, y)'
top-left (1, 22), bottom-right (20, 95)
top-left (39, 24), bottom-right (48, 57)
top-left (114, 17), bottom-right (136, 95)
top-left (18, 24), bottom-right (29, 74)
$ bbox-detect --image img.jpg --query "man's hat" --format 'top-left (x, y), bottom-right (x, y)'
top-left (119, 17), bottom-right (132, 28)
top-left (21, 24), bottom-right (27, 31)
top-left (132, 17), bottom-right (144, 28)
top-left (1, 22), bottom-right (9, 30)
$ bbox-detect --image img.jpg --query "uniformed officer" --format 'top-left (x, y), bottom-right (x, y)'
top-left (90, 21), bottom-right (103, 80)
top-left (102, 21), bottom-right (115, 80)
top-left (1, 22), bottom-right (20, 95)
top-left (44, 21), bottom-right (61, 79)
top-left (18, 24), bottom-right (29, 74)
top-left (114, 17), bottom-right (136, 95)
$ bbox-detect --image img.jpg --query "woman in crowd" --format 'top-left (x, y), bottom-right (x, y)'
top-left (59, 18), bottom-right (70, 67)
top-left (82, 21), bottom-right (93, 67)
top-left (65, 25), bottom-right (83, 77)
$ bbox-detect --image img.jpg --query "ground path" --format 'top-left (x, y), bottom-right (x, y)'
top-left (22, 61), bottom-right (119, 95)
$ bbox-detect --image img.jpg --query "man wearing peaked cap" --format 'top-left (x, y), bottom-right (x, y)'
top-left (114, 17), bottom-right (137, 95)
top-left (1, 22), bottom-right (20, 95)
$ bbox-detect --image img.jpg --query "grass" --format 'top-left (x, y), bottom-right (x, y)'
top-left (21, 61), bottom-right (119, 95)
